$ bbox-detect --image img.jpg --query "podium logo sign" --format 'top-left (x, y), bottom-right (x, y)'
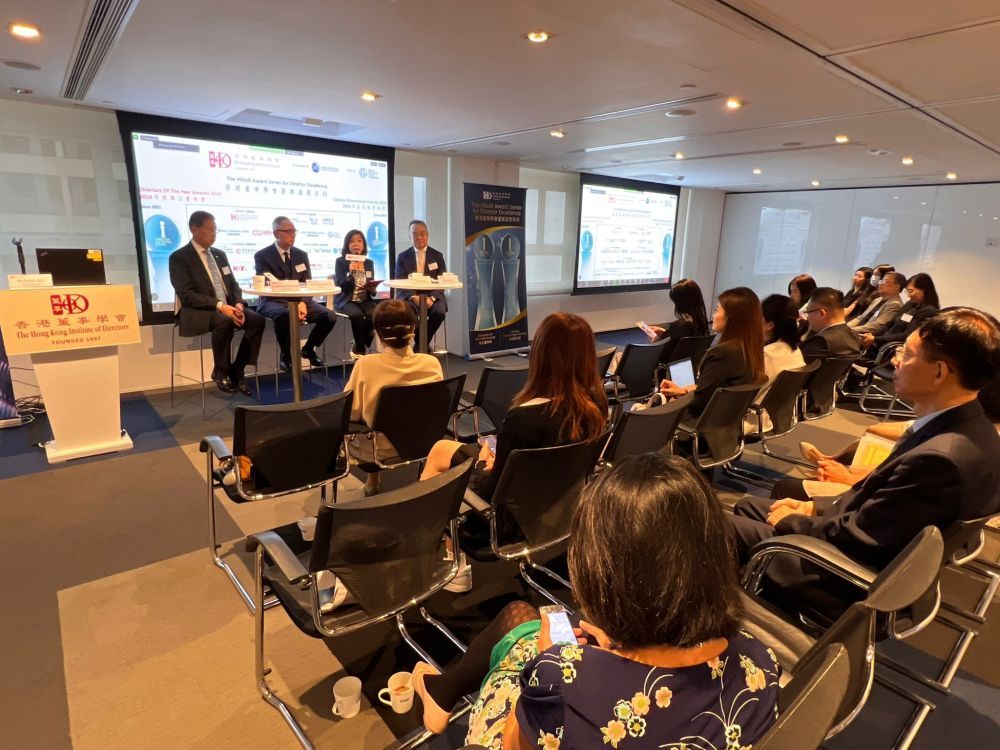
top-left (0, 284), bottom-right (140, 356)
top-left (50, 293), bottom-right (89, 316)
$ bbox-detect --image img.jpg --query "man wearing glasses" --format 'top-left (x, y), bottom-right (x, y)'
top-left (254, 216), bottom-right (337, 371)
top-left (799, 287), bottom-right (862, 362)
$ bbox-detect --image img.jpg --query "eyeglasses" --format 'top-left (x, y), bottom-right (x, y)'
top-left (803, 307), bottom-right (825, 315)
top-left (276, 228), bottom-right (297, 235)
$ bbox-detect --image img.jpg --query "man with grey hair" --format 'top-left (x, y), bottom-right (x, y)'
top-left (254, 216), bottom-right (336, 370)
top-left (394, 219), bottom-right (448, 349)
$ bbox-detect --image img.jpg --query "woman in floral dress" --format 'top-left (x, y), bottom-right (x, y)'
top-left (413, 453), bottom-right (780, 749)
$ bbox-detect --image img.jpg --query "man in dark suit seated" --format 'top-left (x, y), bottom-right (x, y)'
top-left (169, 211), bottom-right (264, 396)
top-left (729, 307), bottom-right (1000, 603)
top-left (393, 220), bottom-right (447, 350)
top-left (799, 287), bottom-right (861, 362)
top-left (253, 216), bottom-right (337, 371)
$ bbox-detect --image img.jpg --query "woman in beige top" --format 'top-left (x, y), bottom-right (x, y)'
top-left (344, 299), bottom-right (442, 494)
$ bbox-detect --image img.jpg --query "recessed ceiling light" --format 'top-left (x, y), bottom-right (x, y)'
top-left (962, 210), bottom-right (968, 214)
top-left (752, 168), bottom-right (763, 175)
top-left (8, 23), bottom-right (40, 39)
top-left (893, 196), bottom-right (900, 200)
top-left (2, 59), bottom-right (40, 70)
top-left (549, 129), bottom-right (565, 138)
top-left (946, 172), bottom-right (958, 180)
top-left (921, 201), bottom-right (927, 205)
top-left (979, 213), bottom-right (984, 217)
top-left (10, 86), bottom-right (32, 95)
top-left (664, 108), bottom-right (696, 117)
top-left (524, 30), bottom-right (552, 43)
top-left (360, 91), bottom-right (381, 102)
top-left (725, 97), bottom-right (744, 110)
top-left (673, 151), bottom-right (685, 159)
top-left (834, 134), bottom-right (849, 144)
top-left (901, 156), bottom-right (914, 165)
top-left (811, 179), bottom-right (821, 187)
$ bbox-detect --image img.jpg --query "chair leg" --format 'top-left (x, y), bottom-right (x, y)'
top-left (519, 560), bottom-right (575, 613)
top-left (198, 335), bottom-right (206, 419)
top-left (877, 611), bottom-right (979, 693)
top-left (940, 561), bottom-right (1000, 623)
top-left (721, 461), bottom-right (774, 489)
top-left (170, 326), bottom-right (177, 408)
top-left (255, 547), bottom-right (313, 750)
top-left (418, 606), bottom-right (467, 653)
top-left (873, 673), bottom-right (936, 750)
top-left (396, 613), bottom-right (443, 672)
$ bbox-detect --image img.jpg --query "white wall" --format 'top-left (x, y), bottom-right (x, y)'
top-left (717, 184), bottom-right (1000, 318)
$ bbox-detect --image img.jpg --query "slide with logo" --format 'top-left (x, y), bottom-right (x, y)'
top-left (129, 131), bottom-right (391, 314)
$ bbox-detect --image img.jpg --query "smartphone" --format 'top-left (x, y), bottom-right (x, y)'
top-left (636, 320), bottom-right (657, 339)
top-left (478, 435), bottom-right (497, 455)
top-left (539, 605), bottom-right (577, 646)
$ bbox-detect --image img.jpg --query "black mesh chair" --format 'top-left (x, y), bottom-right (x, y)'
top-left (347, 374), bottom-right (466, 471)
top-left (675, 382), bottom-right (762, 471)
top-left (741, 527), bottom-right (944, 746)
top-left (200, 391), bottom-right (353, 612)
top-left (248, 460), bottom-right (473, 750)
top-left (449, 365), bottom-right (529, 442)
top-left (606, 340), bottom-right (670, 415)
top-left (599, 392), bottom-right (692, 466)
top-left (595, 345), bottom-right (616, 378)
top-left (801, 356), bottom-right (856, 420)
top-left (856, 344), bottom-right (915, 419)
top-left (661, 334), bottom-right (715, 374)
top-left (460, 432), bottom-right (611, 610)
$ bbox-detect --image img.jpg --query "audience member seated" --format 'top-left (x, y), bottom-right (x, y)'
top-left (646, 277), bottom-right (711, 363)
top-left (746, 294), bottom-right (806, 433)
top-left (858, 272), bottom-right (939, 354)
top-left (843, 266), bottom-right (875, 319)
top-left (729, 308), bottom-right (1000, 588)
top-left (412, 454), bottom-right (780, 749)
top-left (169, 210), bottom-right (264, 396)
top-left (658, 287), bottom-right (766, 419)
top-left (847, 270), bottom-right (905, 335)
top-left (333, 229), bottom-right (378, 357)
top-left (799, 288), bottom-right (861, 361)
top-left (787, 273), bottom-right (818, 336)
top-left (344, 299), bottom-right (442, 494)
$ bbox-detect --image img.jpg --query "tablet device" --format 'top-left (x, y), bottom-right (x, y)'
top-left (668, 358), bottom-right (696, 389)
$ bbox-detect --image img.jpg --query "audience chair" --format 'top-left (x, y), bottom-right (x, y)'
top-left (605, 340), bottom-right (670, 416)
top-left (661, 333), bottom-right (715, 375)
top-left (347, 374), bottom-right (466, 472)
top-left (801, 356), bottom-right (856, 421)
top-left (599, 392), bottom-right (692, 467)
top-left (595, 345), bottom-right (616, 379)
top-left (741, 527), bottom-right (944, 747)
top-left (856, 345), bottom-right (914, 419)
top-left (200, 391), bottom-right (353, 612)
top-left (460, 432), bottom-right (611, 611)
top-left (170, 324), bottom-right (208, 417)
top-left (673, 382), bottom-right (761, 472)
top-left (247, 460), bottom-right (473, 750)
top-left (449, 364), bottom-right (529, 442)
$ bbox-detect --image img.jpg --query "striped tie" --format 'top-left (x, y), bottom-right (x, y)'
top-left (205, 250), bottom-right (227, 304)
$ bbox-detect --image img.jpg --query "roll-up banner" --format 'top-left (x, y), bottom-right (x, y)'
top-left (0, 327), bottom-right (20, 428)
top-left (463, 183), bottom-right (529, 357)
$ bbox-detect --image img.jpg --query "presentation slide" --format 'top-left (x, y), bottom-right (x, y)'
top-left (574, 176), bottom-right (679, 294)
top-left (125, 125), bottom-right (391, 316)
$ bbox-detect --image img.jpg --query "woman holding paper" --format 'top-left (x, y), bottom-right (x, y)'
top-left (334, 229), bottom-right (378, 357)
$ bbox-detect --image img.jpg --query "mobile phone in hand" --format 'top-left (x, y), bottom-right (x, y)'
top-left (539, 605), bottom-right (577, 646)
top-left (478, 435), bottom-right (497, 455)
top-left (636, 320), bottom-right (657, 340)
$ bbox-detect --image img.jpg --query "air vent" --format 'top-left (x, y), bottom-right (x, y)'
top-left (62, 0), bottom-right (140, 100)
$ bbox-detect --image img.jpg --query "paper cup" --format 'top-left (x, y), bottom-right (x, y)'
top-left (378, 671), bottom-right (414, 714)
top-left (252, 275), bottom-right (266, 290)
top-left (297, 517), bottom-right (316, 542)
top-left (332, 676), bottom-right (362, 719)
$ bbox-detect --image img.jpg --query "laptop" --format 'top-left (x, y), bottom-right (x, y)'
top-left (36, 248), bottom-right (107, 285)
top-left (667, 357), bottom-right (696, 388)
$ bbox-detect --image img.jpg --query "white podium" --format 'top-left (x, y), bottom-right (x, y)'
top-left (0, 284), bottom-right (141, 463)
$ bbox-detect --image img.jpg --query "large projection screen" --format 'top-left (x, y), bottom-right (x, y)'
top-left (573, 174), bottom-right (679, 295)
top-left (117, 112), bottom-right (394, 323)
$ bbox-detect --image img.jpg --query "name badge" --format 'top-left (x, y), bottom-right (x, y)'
top-left (294, 263), bottom-right (307, 272)
top-left (900, 313), bottom-right (913, 323)
top-left (221, 266), bottom-right (232, 276)
top-left (428, 262), bottom-right (438, 271)
top-left (366, 271), bottom-right (373, 278)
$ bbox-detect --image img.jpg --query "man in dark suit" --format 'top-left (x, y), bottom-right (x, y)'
top-left (169, 211), bottom-right (264, 395)
top-left (848, 271), bottom-right (905, 335)
top-left (394, 220), bottom-right (447, 349)
top-left (253, 216), bottom-right (337, 371)
top-left (800, 287), bottom-right (861, 362)
top-left (730, 308), bottom-right (1000, 588)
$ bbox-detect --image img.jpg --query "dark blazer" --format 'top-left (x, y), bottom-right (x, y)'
top-left (333, 255), bottom-right (376, 310)
top-left (873, 302), bottom-right (937, 348)
top-left (800, 322), bottom-right (861, 362)
top-left (254, 243), bottom-right (313, 282)
top-left (394, 245), bottom-right (448, 308)
top-left (169, 241), bottom-right (243, 336)
top-left (689, 340), bottom-right (759, 418)
top-left (778, 400), bottom-right (1000, 569)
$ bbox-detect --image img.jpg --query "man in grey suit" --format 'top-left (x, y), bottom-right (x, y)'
top-left (800, 287), bottom-right (861, 362)
top-left (848, 271), bottom-right (905, 335)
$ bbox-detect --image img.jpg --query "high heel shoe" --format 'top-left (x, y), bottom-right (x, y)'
top-left (412, 662), bottom-right (450, 734)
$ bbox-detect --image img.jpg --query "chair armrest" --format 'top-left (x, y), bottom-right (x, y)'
top-left (246, 530), bottom-right (309, 584)
top-left (199, 435), bottom-right (232, 460)
top-left (461, 488), bottom-right (493, 517)
top-left (743, 534), bottom-right (877, 593)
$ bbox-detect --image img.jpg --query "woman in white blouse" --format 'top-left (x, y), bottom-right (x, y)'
top-left (746, 294), bottom-right (806, 433)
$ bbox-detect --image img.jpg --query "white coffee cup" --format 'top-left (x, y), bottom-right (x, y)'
top-left (252, 275), bottom-right (266, 290)
top-left (297, 517), bottom-right (316, 542)
top-left (378, 671), bottom-right (414, 714)
top-left (332, 675), bottom-right (362, 719)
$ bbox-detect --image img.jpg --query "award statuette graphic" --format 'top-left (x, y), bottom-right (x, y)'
top-left (473, 234), bottom-right (497, 329)
top-left (499, 234), bottom-right (521, 321)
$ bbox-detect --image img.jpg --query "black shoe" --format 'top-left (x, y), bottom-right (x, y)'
top-left (213, 375), bottom-right (236, 394)
top-left (231, 378), bottom-right (253, 397)
top-left (279, 354), bottom-right (292, 372)
top-left (301, 347), bottom-right (324, 368)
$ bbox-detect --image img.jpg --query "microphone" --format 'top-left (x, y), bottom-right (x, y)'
top-left (12, 237), bottom-right (25, 274)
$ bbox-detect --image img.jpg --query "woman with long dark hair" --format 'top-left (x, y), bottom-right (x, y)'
top-left (412, 454), bottom-right (780, 749)
top-left (333, 229), bottom-right (377, 356)
top-left (787, 274), bottom-right (817, 308)
top-left (646, 278), bottom-right (710, 362)
top-left (748, 294), bottom-right (806, 433)
top-left (659, 287), bottom-right (766, 418)
top-left (843, 266), bottom-right (874, 317)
